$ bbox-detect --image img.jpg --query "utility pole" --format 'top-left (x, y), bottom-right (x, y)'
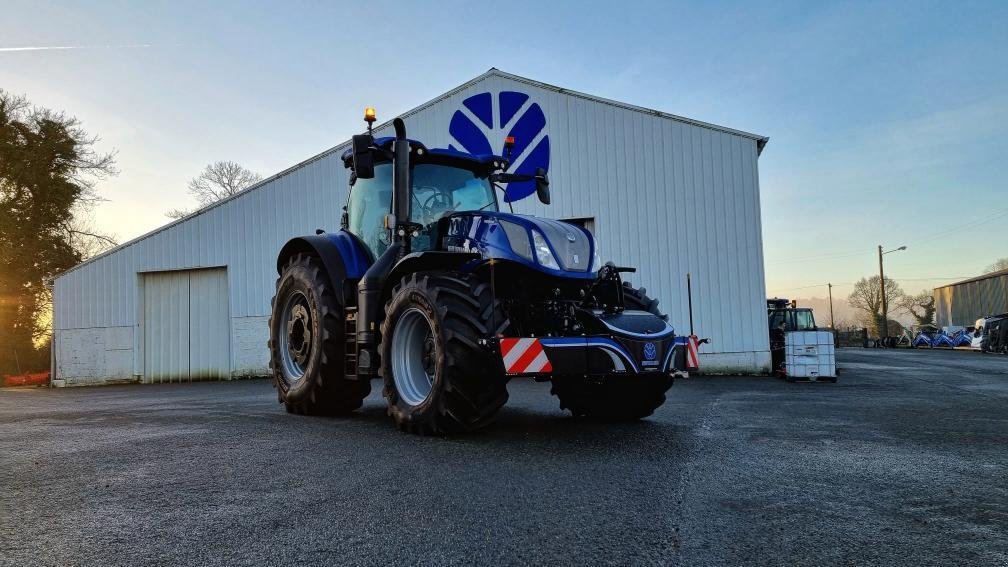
top-left (878, 245), bottom-right (887, 342)
top-left (828, 283), bottom-right (835, 328)
top-left (877, 244), bottom-right (907, 344)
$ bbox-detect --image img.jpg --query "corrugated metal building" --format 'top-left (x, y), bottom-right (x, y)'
top-left (934, 268), bottom-right (1008, 327)
top-left (53, 68), bottom-right (771, 385)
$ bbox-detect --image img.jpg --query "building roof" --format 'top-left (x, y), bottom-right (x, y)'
top-left (57, 68), bottom-right (769, 279)
top-left (482, 69), bottom-right (769, 153)
top-left (936, 267), bottom-right (1008, 289)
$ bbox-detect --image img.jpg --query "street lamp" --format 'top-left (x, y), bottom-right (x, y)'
top-left (878, 245), bottom-right (907, 343)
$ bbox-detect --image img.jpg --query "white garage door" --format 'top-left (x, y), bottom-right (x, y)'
top-left (143, 268), bottom-right (230, 382)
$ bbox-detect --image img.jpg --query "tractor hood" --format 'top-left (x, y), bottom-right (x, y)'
top-left (512, 215), bottom-right (593, 272)
top-left (443, 211), bottom-right (599, 279)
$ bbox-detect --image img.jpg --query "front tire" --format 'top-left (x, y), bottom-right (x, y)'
top-left (269, 253), bottom-right (370, 415)
top-left (380, 272), bottom-right (509, 435)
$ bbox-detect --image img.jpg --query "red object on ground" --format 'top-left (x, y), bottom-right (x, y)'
top-left (1, 372), bottom-right (50, 387)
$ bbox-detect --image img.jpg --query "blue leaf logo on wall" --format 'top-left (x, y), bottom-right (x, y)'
top-left (448, 91), bottom-right (550, 202)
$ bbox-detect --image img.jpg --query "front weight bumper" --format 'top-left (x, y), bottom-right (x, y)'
top-left (498, 335), bottom-right (686, 377)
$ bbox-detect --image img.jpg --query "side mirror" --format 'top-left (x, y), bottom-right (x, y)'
top-left (535, 167), bottom-right (550, 205)
top-left (351, 134), bottom-right (375, 180)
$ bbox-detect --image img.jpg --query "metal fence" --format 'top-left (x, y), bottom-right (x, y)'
top-left (835, 328), bottom-right (868, 348)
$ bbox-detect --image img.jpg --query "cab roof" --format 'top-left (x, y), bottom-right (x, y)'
top-left (340, 137), bottom-right (507, 171)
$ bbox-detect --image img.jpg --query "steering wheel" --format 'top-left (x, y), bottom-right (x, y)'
top-left (415, 186), bottom-right (454, 223)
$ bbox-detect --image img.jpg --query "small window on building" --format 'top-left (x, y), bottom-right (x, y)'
top-left (561, 217), bottom-right (595, 235)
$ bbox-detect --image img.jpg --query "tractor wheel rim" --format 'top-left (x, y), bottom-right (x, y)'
top-left (279, 290), bottom-right (312, 383)
top-left (391, 308), bottom-right (436, 406)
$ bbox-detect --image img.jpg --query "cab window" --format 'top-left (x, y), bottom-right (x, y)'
top-left (792, 310), bottom-right (816, 330)
top-left (346, 164), bottom-right (392, 259)
top-left (769, 310), bottom-right (786, 330)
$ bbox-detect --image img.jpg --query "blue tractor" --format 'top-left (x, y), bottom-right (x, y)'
top-left (269, 111), bottom-right (689, 435)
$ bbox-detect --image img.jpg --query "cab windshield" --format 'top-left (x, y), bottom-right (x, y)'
top-left (768, 309), bottom-right (817, 331)
top-left (411, 163), bottom-right (497, 252)
top-left (346, 162), bottom-right (497, 258)
top-left (411, 164), bottom-right (496, 223)
top-left (792, 310), bottom-right (816, 330)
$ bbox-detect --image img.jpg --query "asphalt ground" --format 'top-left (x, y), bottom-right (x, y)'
top-left (1, 348), bottom-right (1006, 566)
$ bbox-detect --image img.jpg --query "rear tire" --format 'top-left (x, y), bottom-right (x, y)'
top-left (551, 374), bottom-right (673, 420)
top-left (380, 271), bottom-right (509, 435)
top-left (269, 253), bottom-right (370, 415)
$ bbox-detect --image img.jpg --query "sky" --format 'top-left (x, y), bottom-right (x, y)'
top-left (3, 0), bottom-right (1006, 312)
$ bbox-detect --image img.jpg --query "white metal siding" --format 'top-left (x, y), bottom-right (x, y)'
top-left (54, 70), bottom-right (770, 380)
top-left (188, 268), bottom-right (231, 379)
top-left (143, 270), bottom-right (190, 382)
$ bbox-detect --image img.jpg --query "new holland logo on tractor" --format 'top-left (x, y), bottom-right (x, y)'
top-left (268, 106), bottom-right (692, 435)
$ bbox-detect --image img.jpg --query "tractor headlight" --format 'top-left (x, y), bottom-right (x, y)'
top-left (591, 241), bottom-right (601, 270)
top-left (531, 230), bottom-right (560, 270)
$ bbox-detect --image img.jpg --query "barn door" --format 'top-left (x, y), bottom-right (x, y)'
top-left (188, 269), bottom-right (231, 380)
top-left (143, 268), bottom-right (230, 382)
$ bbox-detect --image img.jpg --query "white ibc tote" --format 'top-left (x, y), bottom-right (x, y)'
top-left (784, 330), bottom-right (836, 380)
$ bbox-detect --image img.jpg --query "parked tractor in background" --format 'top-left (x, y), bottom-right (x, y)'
top-left (767, 298), bottom-right (817, 375)
top-left (268, 109), bottom-right (692, 435)
top-left (974, 313), bottom-right (1008, 353)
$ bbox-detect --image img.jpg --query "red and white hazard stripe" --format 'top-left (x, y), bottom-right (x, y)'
top-left (500, 338), bottom-right (553, 375)
top-left (686, 335), bottom-right (701, 370)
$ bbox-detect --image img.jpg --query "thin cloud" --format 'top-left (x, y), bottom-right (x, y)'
top-left (0, 44), bottom-right (152, 53)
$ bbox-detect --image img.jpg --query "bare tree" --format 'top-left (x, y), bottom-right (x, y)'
top-left (896, 289), bottom-right (936, 326)
top-left (984, 258), bottom-right (1008, 274)
top-left (166, 161), bottom-right (262, 219)
top-left (847, 276), bottom-right (904, 338)
top-left (165, 207), bottom-right (193, 220)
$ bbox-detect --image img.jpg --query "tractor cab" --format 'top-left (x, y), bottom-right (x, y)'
top-left (767, 299), bottom-right (817, 334)
top-left (767, 298), bottom-right (817, 373)
top-left (340, 138), bottom-right (503, 259)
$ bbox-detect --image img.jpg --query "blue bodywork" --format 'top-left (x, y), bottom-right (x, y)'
top-left (337, 138), bottom-right (597, 280)
top-left (540, 332), bottom-right (680, 375)
top-left (442, 212), bottom-right (599, 280)
top-left (315, 210), bottom-right (600, 282)
top-left (326, 230), bottom-right (372, 279)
